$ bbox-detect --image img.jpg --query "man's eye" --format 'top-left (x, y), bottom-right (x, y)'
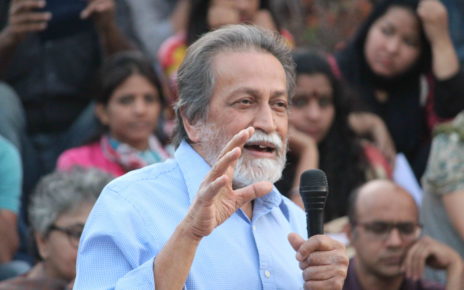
top-left (275, 101), bottom-right (288, 109)
top-left (398, 223), bottom-right (415, 234)
top-left (367, 223), bottom-right (389, 234)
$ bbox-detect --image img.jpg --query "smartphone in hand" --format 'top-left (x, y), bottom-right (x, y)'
top-left (39, 0), bottom-right (91, 41)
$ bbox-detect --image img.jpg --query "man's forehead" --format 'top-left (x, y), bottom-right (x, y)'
top-left (356, 181), bottom-right (418, 221)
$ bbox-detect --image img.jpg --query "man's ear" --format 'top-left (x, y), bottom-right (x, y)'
top-left (35, 232), bottom-right (49, 260)
top-left (95, 104), bottom-right (109, 125)
top-left (181, 109), bottom-right (201, 143)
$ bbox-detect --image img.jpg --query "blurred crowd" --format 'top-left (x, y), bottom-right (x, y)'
top-left (0, 0), bottom-right (463, 288)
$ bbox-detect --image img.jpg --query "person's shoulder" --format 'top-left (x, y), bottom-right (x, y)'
top-left (0, 136), bottom-right (19, 162)
top-left (57, 142), bottom-right (101, 166)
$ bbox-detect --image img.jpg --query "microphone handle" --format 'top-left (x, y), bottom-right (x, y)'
top-left (308, 209), bottom-right (323, 237)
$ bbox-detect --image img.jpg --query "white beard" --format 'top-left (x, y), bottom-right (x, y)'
top-left (197, 123), bottom-right (287, 188)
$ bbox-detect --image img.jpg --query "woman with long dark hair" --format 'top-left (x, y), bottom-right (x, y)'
top-left (333, 0), bottom-right (464, 180)
top-left (277, 51), bottom-right (392, 222)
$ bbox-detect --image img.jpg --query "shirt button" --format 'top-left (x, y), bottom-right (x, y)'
top-left (252, 225), bottom-right (256, 231)
top-left (264, 270), bottom-right (271, 278)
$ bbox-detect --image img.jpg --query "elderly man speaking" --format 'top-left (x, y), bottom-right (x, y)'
top-left (73, 24), bottom-right (348, 290)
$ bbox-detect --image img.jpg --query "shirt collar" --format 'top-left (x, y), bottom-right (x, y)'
top-left (175, 140), bottom-right (211, 203)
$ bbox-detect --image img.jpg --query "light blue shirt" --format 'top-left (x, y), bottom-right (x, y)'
top-left (0, 136), bottom-right (22, 213)
top-left (74, 140), bottom-right (307, 290)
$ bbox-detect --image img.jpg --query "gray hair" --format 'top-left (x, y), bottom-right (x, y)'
top-left (172, 24), bottom-right (296, 147)
top-left (28, 167), bottom-right (113, 235)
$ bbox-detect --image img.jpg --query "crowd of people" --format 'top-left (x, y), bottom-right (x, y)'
top-left (0, 0), bottom-right (463, 289)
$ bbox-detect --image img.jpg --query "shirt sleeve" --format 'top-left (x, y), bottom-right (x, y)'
top-left (422, 132), bottom-right (464, 196)
top-left (73, 186), bottom-right (158, 289)
top-left (434, 69), bottom-right (464, 118)
top-left (0, 137), bottom-right (21, 213)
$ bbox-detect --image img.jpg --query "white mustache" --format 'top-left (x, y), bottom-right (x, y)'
top-left (245, 130), bottom-right (284, 152)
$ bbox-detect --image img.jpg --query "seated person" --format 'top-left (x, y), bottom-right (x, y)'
top-left (344, 179), bottom-right (464, 290)
top-left (0, 135), bottom-right (29, 281)
top-left (333, 0), bottom-right (464, 180)
top-left (421, 110), bottom-right (464, 283)
top-left (0, 167), bottom-right (112, 289)
top-left (276, 51), bottom-right (392, 221)
top-left (56, 51), bottom-right (171, 177)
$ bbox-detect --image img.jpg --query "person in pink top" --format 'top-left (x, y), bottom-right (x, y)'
top-left (57, 51), bottom-right (171, 177)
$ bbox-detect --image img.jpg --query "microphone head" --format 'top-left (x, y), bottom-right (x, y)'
top-left (299, 169), bottom-right (329, 211)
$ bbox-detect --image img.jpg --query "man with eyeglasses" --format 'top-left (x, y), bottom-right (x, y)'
top-left (343, 179), bottom-right (464, 290)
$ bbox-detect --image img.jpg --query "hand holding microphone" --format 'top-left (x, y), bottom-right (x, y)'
top-left (288, 169), bottom-right (348, 290)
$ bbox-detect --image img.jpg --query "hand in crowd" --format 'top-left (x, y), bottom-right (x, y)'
top-left (208, 1), bottom-right (240, 29)
top-left (288, 126), bottom-right (319, 163)
top-left (3, 0), bottom-right (51, 43)
top-left (183, 127), bottom-right (272, 240)
top-left (417, 0), bottom-right (450, 45)
top-left (289, 233), bottom-right (349, 290)
top-left (403, 236), bottom-right (464, 281)
top-left (80, 0), bottom-right (116, 30)
top-left (252, 10), bottom-right (277, 31)
top-left (349, 112), bottom-right (397, 167)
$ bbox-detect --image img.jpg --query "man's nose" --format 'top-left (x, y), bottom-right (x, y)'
top-left (253, 104), bottom-right (277, 133)
top-left (385, 228), bottom-right (403, 246)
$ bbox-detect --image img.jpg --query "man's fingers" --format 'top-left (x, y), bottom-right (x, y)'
top-left (80, 0), bottom-right (114, 19)
top-left (12, 22), bottom-right (48, 33)
top-left (295, 235), bottom-right (345, 262)
top-left (288, 232), bottom-right (305, 252)
top-left (298, 250), bottom-right (347, 269)
top-left (200, 174), bottom-right (229, 202)
top-left (302, 264), bottom-right (347, 282)
top-left (218, 127), bottom-right (254, 160)
top-left (10, 0), bottom-right (45, 15)
top-left (303, 277), bottom-right (344, 290)
top-left (11, 12), bottom-right (51, 25)
top-left (235, 181), bottom-right (273, 203)
top-left (204, 147), bottom-right (241, 184)
top-left (404, 239), bottom-right (428, 280)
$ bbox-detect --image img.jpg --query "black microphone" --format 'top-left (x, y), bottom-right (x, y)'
top-left (299, 169), bottom-right (329, 237)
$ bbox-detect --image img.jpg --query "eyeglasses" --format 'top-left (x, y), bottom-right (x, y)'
top-left (48, 223), bottom-right (84, 249)
top-left (353, 221), bottom-right (422, 241)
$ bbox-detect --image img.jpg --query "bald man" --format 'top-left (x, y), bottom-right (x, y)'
top-left (344, 180), bottom-right (463, 290)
